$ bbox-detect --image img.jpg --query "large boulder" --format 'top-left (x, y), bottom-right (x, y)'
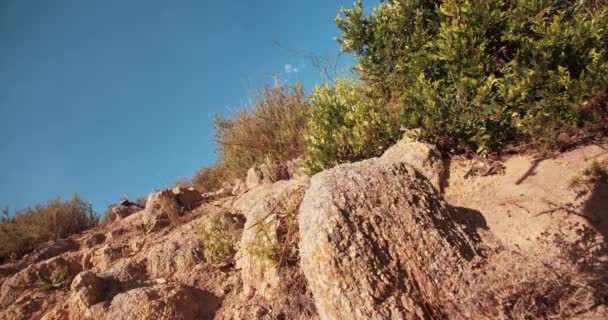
top-left (298, 158), bottom-right (475, 319)
top-left (233, 179), bottom-right (307, 300)
top-left (105, 284), bottom-right (220, 320)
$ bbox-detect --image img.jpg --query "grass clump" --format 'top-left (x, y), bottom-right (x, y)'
top-left (0, 195), bottom-right (97, 262)
top-left (198, 214), bottom-right (240, 265)
top-left (246, 187), bottom-right (306, 267)
top-left (568, 159), bottom-right (608, 197)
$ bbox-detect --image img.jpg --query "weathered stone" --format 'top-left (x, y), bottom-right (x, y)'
top-left (380, 137), bottom-right (446, 191)
top-left (298, 159), bottom-right (474, 319)
top-left (70, 271), bottom-right (103, 308)
top-left (21, 239), bottom-right (79, 265)
top-left (105, 284), bottom-right (220, 320)
top-left (88, 244), bottom-right (130, 270)
top-left (0, 254), bottom-right (83, 308)
top-left (245, 164), bottom-right (274, 189)
top-left (112, 206), bottom-right (137, 221)
top-left (82, 233), bottom-right (106, 249)
top-left (145, 238), bottom-right (204, 280)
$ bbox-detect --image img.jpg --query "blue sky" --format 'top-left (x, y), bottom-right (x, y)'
top-left (0, 0), bottom-right (359, 214)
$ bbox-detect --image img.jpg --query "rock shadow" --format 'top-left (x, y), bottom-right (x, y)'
top-left (447, 205), bottom-right (490, 258)
top-left (580, 181), bottom-right (608, 241)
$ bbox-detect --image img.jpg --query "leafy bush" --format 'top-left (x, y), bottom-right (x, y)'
top-left (337, 0), bottom-right (608, 154)
top-left (193, 84), bottom-right (309, 191)
top-left (0, 195), bottom-right (97, 262)
top-left (304, 80), bottom-right (401, 173)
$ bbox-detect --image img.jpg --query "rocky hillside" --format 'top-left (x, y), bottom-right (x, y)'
top-left (1, 139), bottom-right (607, 319)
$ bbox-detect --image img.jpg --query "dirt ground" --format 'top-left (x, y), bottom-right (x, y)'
top-left (446, 143), bottom-right (608, 254)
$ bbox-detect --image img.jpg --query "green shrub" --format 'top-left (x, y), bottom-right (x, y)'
top-left (304, 80), bottom-right (402, 173)
top-left (337, 0), bottom-right (608, 154)
top-left (0, 195), bottom-right (98, 262)
top-left (193, 84), bottom-right (309, 190)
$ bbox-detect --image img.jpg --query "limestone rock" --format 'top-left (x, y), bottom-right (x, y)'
top-left (380, 137), bottom-right (446, 191)
top-left (88, 244), bottom-right (130, 270)
top-left (70, 271), bottom-right (103, 307)
top-left (112, 206), bottom-right (137, 221)
top-left (105, 284), bottom-right (220, 320)
top-left (298, 159), bottom-right (475, 319)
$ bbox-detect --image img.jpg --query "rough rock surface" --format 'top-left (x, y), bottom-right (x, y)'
top-left (233, 179), bottom-right (307, 300)
top-left (299, 159), bottom-right (473, 319)
top-left (380, 137), bottom-right (446, 191)
top-left (1, 141), bottom-right (606, 320)
top-left (231, 179), bottom-right (247, 196)
top-left (245, 164), bottom-right (274, 189)
top-left (105, 284), bottom-right (220, 320)
top-left (0, 253), bottom-right (83, 308)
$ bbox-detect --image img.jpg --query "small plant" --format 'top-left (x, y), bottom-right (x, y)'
top-left (9, 271), bottom-right (69, 292)
top-left (247, 222), bottom-right (278, 266)
top-left (245, 187), bottom-right (306, 267)
top-left (568, 159), bottom-right (608, 197)
top-left (198, 214), bottom-right (240, 265)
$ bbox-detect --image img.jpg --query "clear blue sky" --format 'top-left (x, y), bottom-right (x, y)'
top-left (0, 0), bottom-right (358, 214)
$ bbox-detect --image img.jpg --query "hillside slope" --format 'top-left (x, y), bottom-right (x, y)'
top-left (0, 139), bottom-right (606, 319)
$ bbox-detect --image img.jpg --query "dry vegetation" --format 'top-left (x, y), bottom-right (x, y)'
top-left (192, 84), bottom-right (308, 192)
top-left (0, 195), bottom-right (97, 262)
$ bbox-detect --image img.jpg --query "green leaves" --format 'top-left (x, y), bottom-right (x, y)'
top-left (304, 80), bottom-right (401, 174)
top-left (336, 0), bottom-right (608, 153)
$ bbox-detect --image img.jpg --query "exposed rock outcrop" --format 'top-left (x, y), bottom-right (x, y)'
top-left (299, 158), bottom-right (473, 319)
